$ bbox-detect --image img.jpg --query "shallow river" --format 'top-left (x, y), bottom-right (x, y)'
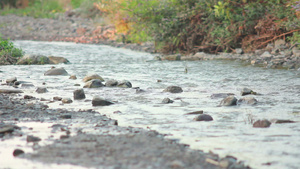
top-left (1, 41), bottom-right (300, 169)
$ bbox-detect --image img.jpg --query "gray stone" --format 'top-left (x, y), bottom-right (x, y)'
top-left (274, 39), bottom-right (286, 49)
top-left (292, 48), bottom-right (300, 57)
top-left (83, 79), bottom-right (104, 88)
top-left (0, 124), bottom-right (20, 134)
top-left (17, 54), bottom-right (50, 65)
top-left (162, 98), bottom-right (174, 104)
top-left (69, 75), bottom-right (77, 80)
top-left (253, 120), bottom-right (271, 128)
top-left (26, 135), bottom-right (41, 142)
top-left (261, 51), bottom-right (272, 59)
top-left (235, 48), bottom-right (243, 54)
top-left (82, 74), bottom-right (104, 82)
top-left (73, 89), bottom-right (86, 100)
top-left (92, 96), bottom-right (114, 106)
top-left (62, 98), bottom-right (73, 104)
top-left (48, 56), bottom-right (70, 64)
top-left (210, 93), bottom-right (234, 99)
top-left (117, 80), bottom-right (132, 88)
top-left (105, 79), bottom-right (118, 87)
top-left (13, 149), bottom-right (25, 156)
top-left (238, 97), bottom-right (258, 105)
top-left (20, 83), bottom-right (35, 88)
top-left (6, 77), bottom-right (17, 84)
top-left (241, 88), bottom-right (256, 96)
top-left (194, 114), bottom-right (213, 121)
top-left (44, 67), bottom-right (68, 76)
top-left (36, 87), bottom-right (48, 94)
top-left (185, 110), bottom-right (203, 115)
top-left (163, 86), bottom-right (183, 93)
top-left (220, 96), bottom-right (237, 106)
top-left (0, 89), bottom-right (23, 94)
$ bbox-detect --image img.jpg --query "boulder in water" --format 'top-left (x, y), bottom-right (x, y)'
top-left (92, 96), bottom-right (114, 106)
top-left (44, 67), bottom-right (68, 76)
top-left (220, 96), bottom-right (237, 106)
top-left (83, 74), bottom-right (104, 82)
top-left (253, 120), bottom-right (271, 128)
top-left (83, 79), bottom-right (104, 88)
top-left (48, 56), bottom-right (70, 64)
top-left (73, 88), bottom-right (86, 100)
top-left (194, 114), bottom-right (213, 121)
top-left (163, 86), bottom-right (183, 93)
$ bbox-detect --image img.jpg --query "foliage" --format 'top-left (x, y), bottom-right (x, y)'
top-left (0, 0), bottom-right (64, 18)
top-left (0, 37), bottom-right (24, 64)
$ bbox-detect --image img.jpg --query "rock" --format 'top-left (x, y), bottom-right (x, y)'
top-left (238, 97), bottom-right (258, 105)
top-left (162, 54), bottom-right (181, 61)
top-left (274, 119), bottom-right (295, 124)
top-left (36, 87), bottom-right (48, 93)
top-left (83, 79), bottom-right (104, 88)
top-left (82, 74), bottom-right (104, 82)
top-left (292, 48), bottom-right (300, 57)
top-left (73, 89), bottom-right (86, 100)
top-left (62, 98), bottom-right (73, 104)
top-left (235, 48), bottom-right (243, 54)
top-left (92, 96), bottom-right (114, 106)
top-left (13, 149), bottom-right (24, 156)
top-left (26, 135), bottom-right (41, 142)
top-left (0, 89), bottom-right (23, 94)
top-left (44, 67), bottom-right (68, 76)
top-left (241, 88), bottom-right (256, 96)
top-left (17, 54), bottom-right (50, 65)
top-left (274, 39), bottom-right (286, 49)
top-left (20, 83), bottom-right (35, 88)
top-left (48, 56), bottom-right (70, 64)
top-left (135, 87), bottom-right (146, 93)
top-left (69, 75), bottom-right (77, 80)
top-left (13, 81), bottom-right (21, 86)
top-left (117, 80), bottom-right (132, 88)
top-left (220, 96), bottom-right (237, 106)
top-left (24, 95), bottom-right (34, 99)
top-left (6, 77), bottom-right (17, 84)
top-left (60, 115), bottom-right (72, 119)
top-left (210, 93), bottom-right (234, 99)
top-left (253, 120), bottom-right (271, 128)
top-left (53, 96), bottom-right (62, 101)
top-left (261, 51), bottom-right (272, 59)
top-left (163, 86), bottom-right (183, 93)
top-left (194, 114), bottom-right (213, 121)
top-left (0, 124), bottom-right (20, 135)
top-left (105, 79), bottom-right (118, 87)
top-left (162, 98), bottom-right (174, 104)
top-left (185, 110), bottom-right (203, 115)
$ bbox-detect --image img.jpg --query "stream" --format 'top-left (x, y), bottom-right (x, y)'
top-left (1, 40), bottom-right (300, 169)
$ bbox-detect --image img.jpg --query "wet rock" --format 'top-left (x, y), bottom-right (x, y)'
top-left (53, 96), bottom-right (62, 101)
top-left (185, 110), bottom-right (203, 115)
top-left (210, 93), bottom-right (234, 99)
top-left (20, 83), bottom-right (35, 88)
top-left (62, 98), bottom-right (73, 104)
top-left (220, 96), bottom-right (237, 106)
top-left (73, 88), bottom-right (86, 100)
top-left (6, 77), bottom-right (17, 84)
top-left (26, 135), bottom-right (41, 142)
top-left (163, 86), bottom-right (183, 93)
top-left (13, 81), bottom-right (21, 86)
top-left (36, 87), bottom-right (48, 93)
top-left (238, 97), bottom-right (258, 105)
top-left (274, 119), bottom-right (295, 124)
top-left (92, 96), bottom-right (114, 106)
top-left (13, 149), bottom-right (25, 156)
top-left (0, 124), bottom-right (20, 135)
top-left (105, 79), bottom-right (118, 87)
top-left (24, 95), bottom-right (35, 99)
top-left (17, 54), bottom-right (50, 65)
top-left (194, 114), bottom-right (213, 121)
top-left (241, 88), bottom-right (256, 96)
top-left (48, 56), bottom-right (70, 64)
top-left (162, 54), bottom-right (181, 61)
top-left (69, 75), bottom-right (77, 80)
top-left (44, 67), bottom-right (68, 76)
top-left (117, 80), bottom-right (132, 88)
top-left (253, 120), bottom-right (271, 128)
top-left (135, 87), bottom-right (146, 93)
top-left (162, 98), bottom-right (174, 104)
top-left (0, 89), bottom-right (23, 94)
top-left (60, 115), bottom-right (72, 119)
top-left (83, 79), bottom-right (104, 88)
top-left (82, 74), bottom-right (104, 82)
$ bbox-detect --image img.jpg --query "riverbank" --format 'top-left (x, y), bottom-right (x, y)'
top-left (1, 14), bottom-right (300, 70)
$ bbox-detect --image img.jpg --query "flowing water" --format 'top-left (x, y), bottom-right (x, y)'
top-left (1, 41), bottom-right (300, 169)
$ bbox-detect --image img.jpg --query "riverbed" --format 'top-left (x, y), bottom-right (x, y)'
top-left (2, 40), bottom-right (300, 169)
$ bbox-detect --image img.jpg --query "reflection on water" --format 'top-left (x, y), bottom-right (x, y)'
top-left (0, 40), bottom-right (299, 169)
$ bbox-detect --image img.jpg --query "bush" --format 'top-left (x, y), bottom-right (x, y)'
top-left (0, 37), bottom-right (24, 65)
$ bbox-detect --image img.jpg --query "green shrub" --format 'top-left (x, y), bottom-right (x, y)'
top-left (0, 37), bottom-right (24, 64)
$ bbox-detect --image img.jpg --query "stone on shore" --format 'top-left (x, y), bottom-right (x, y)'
top-left (194, 114), bottom-right (213, 121)
top-left (36, 87), bottom-right (48, 94)
top-left (83, 79), bottom-right (104, 88)
top-left (92, 96), bottom-right (114, 106)
top-left (48, 56), bottom-right (70, 64)
top-left (44, 67), bottom-right (68, 76)
top-left (253, 120), bottom-right (271, 128)
top-left (238, 97), bottom-right (258, 105)
top-left (17, 54), bottom-right (50, 65)
top-left (73, 89), bottom-right (86, 100)
top-left (163, 86), bottom-right (183, 93)
top-left (220, 96), bottom-right (237, 106)
top-left (0, 89), bottom-right (23, 94)
top-left (83, 74), bottom-right (104, 82)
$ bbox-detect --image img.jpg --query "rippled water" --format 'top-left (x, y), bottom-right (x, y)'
top-left (2, 40), bottom-right (300, 169)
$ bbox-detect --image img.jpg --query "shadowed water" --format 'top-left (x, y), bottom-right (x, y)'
top-left (1, 40), bottom-right (299, 169)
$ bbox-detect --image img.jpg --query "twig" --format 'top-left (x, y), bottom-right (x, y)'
top-left (257, 29), bottom-right (300, 48)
